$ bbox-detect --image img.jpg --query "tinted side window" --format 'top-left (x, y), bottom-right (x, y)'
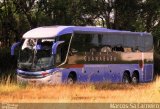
top-left (71, 33), bottom-right (99, 52)
top-left (58, 34), bottom-right (72, 63)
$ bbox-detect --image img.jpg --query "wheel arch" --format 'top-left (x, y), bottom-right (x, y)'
top-left (122, 70), bottom-right (131, 82)
top-left (68, 71), bottom-right (77, 81)
top-left (132, 70), bottom-right (140, 80)
top-left (132, 70), bottom-right (139, 74)
top-left (123, 70), bottom-right (131, 77)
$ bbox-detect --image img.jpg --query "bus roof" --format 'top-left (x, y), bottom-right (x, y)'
top-left (23, 26), bottom-right (151, 39)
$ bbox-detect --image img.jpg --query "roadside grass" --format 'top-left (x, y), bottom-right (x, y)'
top-left (0, 76), bottom-right (160, 103)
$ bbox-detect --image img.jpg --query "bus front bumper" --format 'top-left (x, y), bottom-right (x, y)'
top-left (17, 72), bottom-right (62, 85)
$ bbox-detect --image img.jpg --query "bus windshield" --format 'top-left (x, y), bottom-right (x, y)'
top-left (18, 39), bottom-right (54, 71)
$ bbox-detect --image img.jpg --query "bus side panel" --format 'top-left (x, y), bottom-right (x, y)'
top-left (60, 64), bottom-right (153, 83)
top-left (144, 64), bottom-right (153, 82)
top-left (89, 64), bottom-right (140, 83)
top-left (60, 68), bottom-right (97, 83)
top-left (60, 65), bottom-right (113, 83)
top-left (62, 64), bottom-right (135, 83)
top-left (84, 65), bottom-right (112, 83)
top-left (108, 64), bottom-right (123, 83)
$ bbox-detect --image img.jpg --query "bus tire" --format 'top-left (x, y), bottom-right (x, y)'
top-left (122, 72), bottom-right (131, 83)
top-left (132, 72), bottom-right (139, 84)
top-left (67, 72), bottom-right (77, 84)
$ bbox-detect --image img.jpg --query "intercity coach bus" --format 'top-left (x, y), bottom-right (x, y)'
top-left (11, 26), bottom-right (153, 84)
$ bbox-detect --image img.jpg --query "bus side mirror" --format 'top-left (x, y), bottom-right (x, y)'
top-left (52, 41), bottom-right (65, 55)
top-left (11, 42), bottom-right (21, 56)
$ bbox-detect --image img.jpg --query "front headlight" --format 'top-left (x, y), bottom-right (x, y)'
top-left (52, 71), bottom-right (62, 77)
top-left (50, 71), bottom-right (62, 84)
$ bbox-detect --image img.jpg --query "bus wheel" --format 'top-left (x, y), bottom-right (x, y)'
top-left (122, 72), bottom-right (131, 84)
top-left (67, 72), bottom-right (77, 84)
top-left (132, 73), bottom-right (139, 84)
top-left (67, 77), bottom-right (74, 85)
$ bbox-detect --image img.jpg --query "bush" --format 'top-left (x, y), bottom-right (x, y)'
top-left (154, 50), bottom-right (160, 75)
top-left (0, 48), bottom-right (17, 82)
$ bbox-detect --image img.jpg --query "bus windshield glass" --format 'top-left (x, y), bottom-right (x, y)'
top-left (18, 39), bottom-right (54, 71)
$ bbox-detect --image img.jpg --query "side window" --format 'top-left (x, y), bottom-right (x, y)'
top-left (71, 33), bottom-right (99, 52)
top-left (100, 46), bottom-right (112, 53)
top-left (70, 34), bottom-right (84, 52)
top-left (58, 34), bottom-right (71, 62)
top-left (59, 34), bottom-right (71, 46)
top-left (124, 47), bottom-right (134, 52)
top-left (144, 36), bottom-right (153, 52)
top-left (55, 44), bottom-right (62, 64)
top-left (112, 46), bottom-right (124, 52)
top-left (98, 34), bottom-right (112, 53)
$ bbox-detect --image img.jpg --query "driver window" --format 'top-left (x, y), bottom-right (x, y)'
top-left (56, 54), bottom-right (61, 64)
top-left (55, 44), bottom-right (66, 65)
top-left (56, 45), bottom-right (62, 64)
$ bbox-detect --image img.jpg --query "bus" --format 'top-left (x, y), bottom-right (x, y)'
top-left (11, 26), bottom-right (153, 84)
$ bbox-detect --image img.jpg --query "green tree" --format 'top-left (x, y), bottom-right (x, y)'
top-left (0, 0), bottom-right (18, 46)
top-left (114, 0), bottom-right (140, 31)
top-left (140, 0), bottom-right (160, 32)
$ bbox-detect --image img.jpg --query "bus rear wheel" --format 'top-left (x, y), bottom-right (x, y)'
top-left (122, 72), bottom-right (131, 84)
top-left (132, 73), bottom-right (139, 84)
top-left (67, 77), bottom-right (75, 85)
